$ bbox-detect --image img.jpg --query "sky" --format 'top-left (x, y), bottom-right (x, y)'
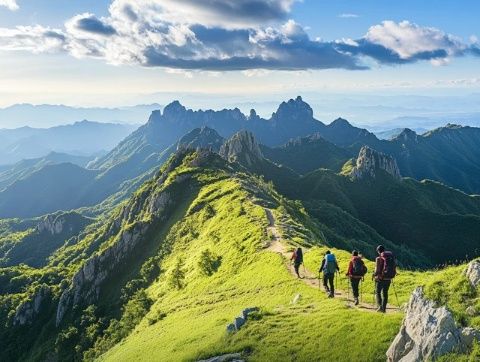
top-left (0, 0), bottom-right (479, 126)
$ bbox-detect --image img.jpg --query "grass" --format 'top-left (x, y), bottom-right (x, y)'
top-left (100, 175), bottom-right (411, 362)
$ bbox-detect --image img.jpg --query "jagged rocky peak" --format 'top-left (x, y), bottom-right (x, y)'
top-left (329, 117), bottom-right (352, 128)
top-left (350, 146), bottom-right (401, 180)
top-left (36, 213), bottom-right (68, 235)
top-left (387, 287), bottom-right (480, 361)
top-left (395, 128), bottom-right (419, 142)
top-left (248, 108), bottom-right (259, 121)
top-left (176, 127), bottom-right (224, 152)
top-left (162, 100), bottom-right (187, 119)
top-left (219, 130), bottom-right (263, 167)
top-left (272, 96), bottom-right (314, 121)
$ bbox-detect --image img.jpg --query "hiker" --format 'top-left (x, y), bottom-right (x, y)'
top-left (373, 245), bottom-right (397, 313)
top-left (291, 247), bottom-right (304, 278)
top-left (319, 251), bottom-right (339, 298)
top-left (346, 250), bottom-right (367, 305)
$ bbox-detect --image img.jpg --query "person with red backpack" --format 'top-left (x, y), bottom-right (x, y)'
top-left (346, 250), bottom-right (367, 305)
top-left (290, 247), bottom-right (304, 278)
top-left (374, 245), bottom-right (396, 313)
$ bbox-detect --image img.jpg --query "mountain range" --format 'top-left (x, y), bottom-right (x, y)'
top-left (0, 120), bottom-right (139, 165)
top-left (1, 126), bottom-right (479, 361)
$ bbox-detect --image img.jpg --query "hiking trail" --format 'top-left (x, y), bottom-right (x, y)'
top-left (264, 208), bottom-right (400, 314)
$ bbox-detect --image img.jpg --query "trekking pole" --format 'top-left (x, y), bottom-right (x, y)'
top-left (360, 278), bottom-right (363, 304)
top-left (392, 280), bottom-right (400, 309)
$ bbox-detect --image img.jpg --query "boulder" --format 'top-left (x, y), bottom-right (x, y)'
top-left (234, 317), bottom-right (245, 330)
top-left (465, 259), bottom-right (480, 287)
top-left (197, 353), bottom-right (244, 362)
top-left (387, 287), bottom-right (480, 362)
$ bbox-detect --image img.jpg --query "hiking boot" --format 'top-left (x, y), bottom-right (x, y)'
top-left (328, 292), bottom-right (334, 298)
top-left (376, 307), bottom-right (385, 313)
top-left (354, 298), bottom-right (359, 306)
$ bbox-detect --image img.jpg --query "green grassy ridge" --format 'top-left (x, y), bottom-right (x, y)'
top-left (100, 180), bottom-right (405, 362)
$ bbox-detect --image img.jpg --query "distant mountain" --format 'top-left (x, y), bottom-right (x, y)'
top-left (0, 103), bottom-right (160, 128)
top-left (374, 127), bottom-right (429, 140)
top-left (0, 163), bottom-right (100, 218)
top-left (261, 133), bottom-right (352, 174)
top-left (0, 120), bottom-right (138, 165)
top-left (0, 152), bottom-right (94, 191)
top-left (0, 127), bottom-right (226, 218)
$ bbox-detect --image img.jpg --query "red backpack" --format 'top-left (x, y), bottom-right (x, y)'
top-left (381, 251), bottom-right (396, 279)
top-left (351, 257), bottom-right (367, 277)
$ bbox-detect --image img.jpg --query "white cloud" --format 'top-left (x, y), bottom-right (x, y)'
top-left (0, 0), bottom-right (18, 11)
top-left (339, 13), bottom-right (359, 19)
top-left (0, 26), bottom-right (65, 53)
top-left (365, 20), bottom-right (464, 60)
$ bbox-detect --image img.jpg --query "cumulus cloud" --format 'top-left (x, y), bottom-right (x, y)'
top-left (0, 1), bottom-right (478, 72)
top-left (0, 26), bottom-right (65, 53)
top-left (0, 0), bottom-right (18, 11)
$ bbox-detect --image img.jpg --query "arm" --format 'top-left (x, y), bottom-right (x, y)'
top-left (319, 259), bottom-right (325, 273)
top-left (346, 260), bottom-right (352, 276)
top-left (374, 257), bottom-right (383, 278)
top-left (291, 251), bottom-right (296, 261)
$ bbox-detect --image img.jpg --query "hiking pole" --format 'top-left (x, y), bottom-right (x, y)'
top-left (392, 280), bottom-right (400, 309)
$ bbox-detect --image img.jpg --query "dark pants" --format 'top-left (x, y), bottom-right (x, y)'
top-left (323, 273), bottom-right (334, 295)
top-left (376, 279), bottom-right (391, 311)
top-left (294, 263), bottom-right (301, 277)
top-left (350, 278), bottom-right (361, 299)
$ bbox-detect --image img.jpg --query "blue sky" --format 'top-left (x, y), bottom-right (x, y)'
top-left (0, 0), bottom-right (479, 125)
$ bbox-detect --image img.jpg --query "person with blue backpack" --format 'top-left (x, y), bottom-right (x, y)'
top-left (319, 250), bottom-right (339, 298)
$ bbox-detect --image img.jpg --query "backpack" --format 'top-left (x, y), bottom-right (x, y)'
top-left (324, 254), bottom-right (337, 275)
top-left (352, 257), bottom-right (367, 277)
top-left (294, 250), bottom-right (303, 264)
top-left (381, 251), bottom-right (396, 279)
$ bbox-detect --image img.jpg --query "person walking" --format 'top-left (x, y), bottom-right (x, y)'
top-left (346, 250), bottom-right (367, 305)
top-left (319, 251), bottom-right (339, 298)
top-left (291, 247), bottom-right (304, 278)
top-left (374, 245), bottom-right (396, 313)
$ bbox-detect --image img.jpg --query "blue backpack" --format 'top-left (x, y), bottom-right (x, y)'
top-left (324, 254), bottom-right (337, 274)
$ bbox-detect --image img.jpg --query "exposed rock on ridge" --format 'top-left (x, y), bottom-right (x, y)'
top-left (13, 285), bottom-right (51, 326)
top-left (350, 146), bottom-right (401, 180)
top-left (387, 287), bottom-right (480, 361)
top-left (219, 131), bottom-right (263, 167)
top-left (466, 259), bottom-right (480, 288)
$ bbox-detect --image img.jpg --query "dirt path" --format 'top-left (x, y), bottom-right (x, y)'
top-left (264, 209), bottom-right (400, 314)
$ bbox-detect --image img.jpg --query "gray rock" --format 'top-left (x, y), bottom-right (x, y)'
top-left (36, 214), bottom-right (67, 235)
top-left (466, 306), bottom-right (477, 316)
top-left (14, 285), bottom-right (50, 326)
top-left (241, 307), bottom-right (259, 320)
top-left (234, 317), bottom-right (245, 330)
top-left (387, 287), bottom-right (480, 362)
top-left (197, 353), bottom-right (243, 362)
top-left (219, 131), bottom-right (263, 167)
top-left (226, 323), bottom-right (236, 334)
top-left (351, 146), bottom-right (401, 181)
top-left (465, 259), bottom-right (480, 288)
top-left (461, 327), bottom-right (480, 347)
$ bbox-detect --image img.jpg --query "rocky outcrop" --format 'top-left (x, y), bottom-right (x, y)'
top-left (36, 214), bottom-right (68, 235)
top-left (387, 287), bottom-right (480, 362)
top-left (350, 146), bottom-right (401, 181)
top-left (13, 285), bottom-right (51, 326)
top-left (56, 181), bottom-right (175, 326)
top-left (198, 353), bottom-right (244, 362)
top-left (176, 127), bottom-right (224, 153)
top-left (226, 307), bottom-right (259, 333)
top-left (36, 212), bottom-right (90, 236)
top-left (219, 131), bottom-right (263, 167)
top-left (465, 259), bottom-right (480, 287)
